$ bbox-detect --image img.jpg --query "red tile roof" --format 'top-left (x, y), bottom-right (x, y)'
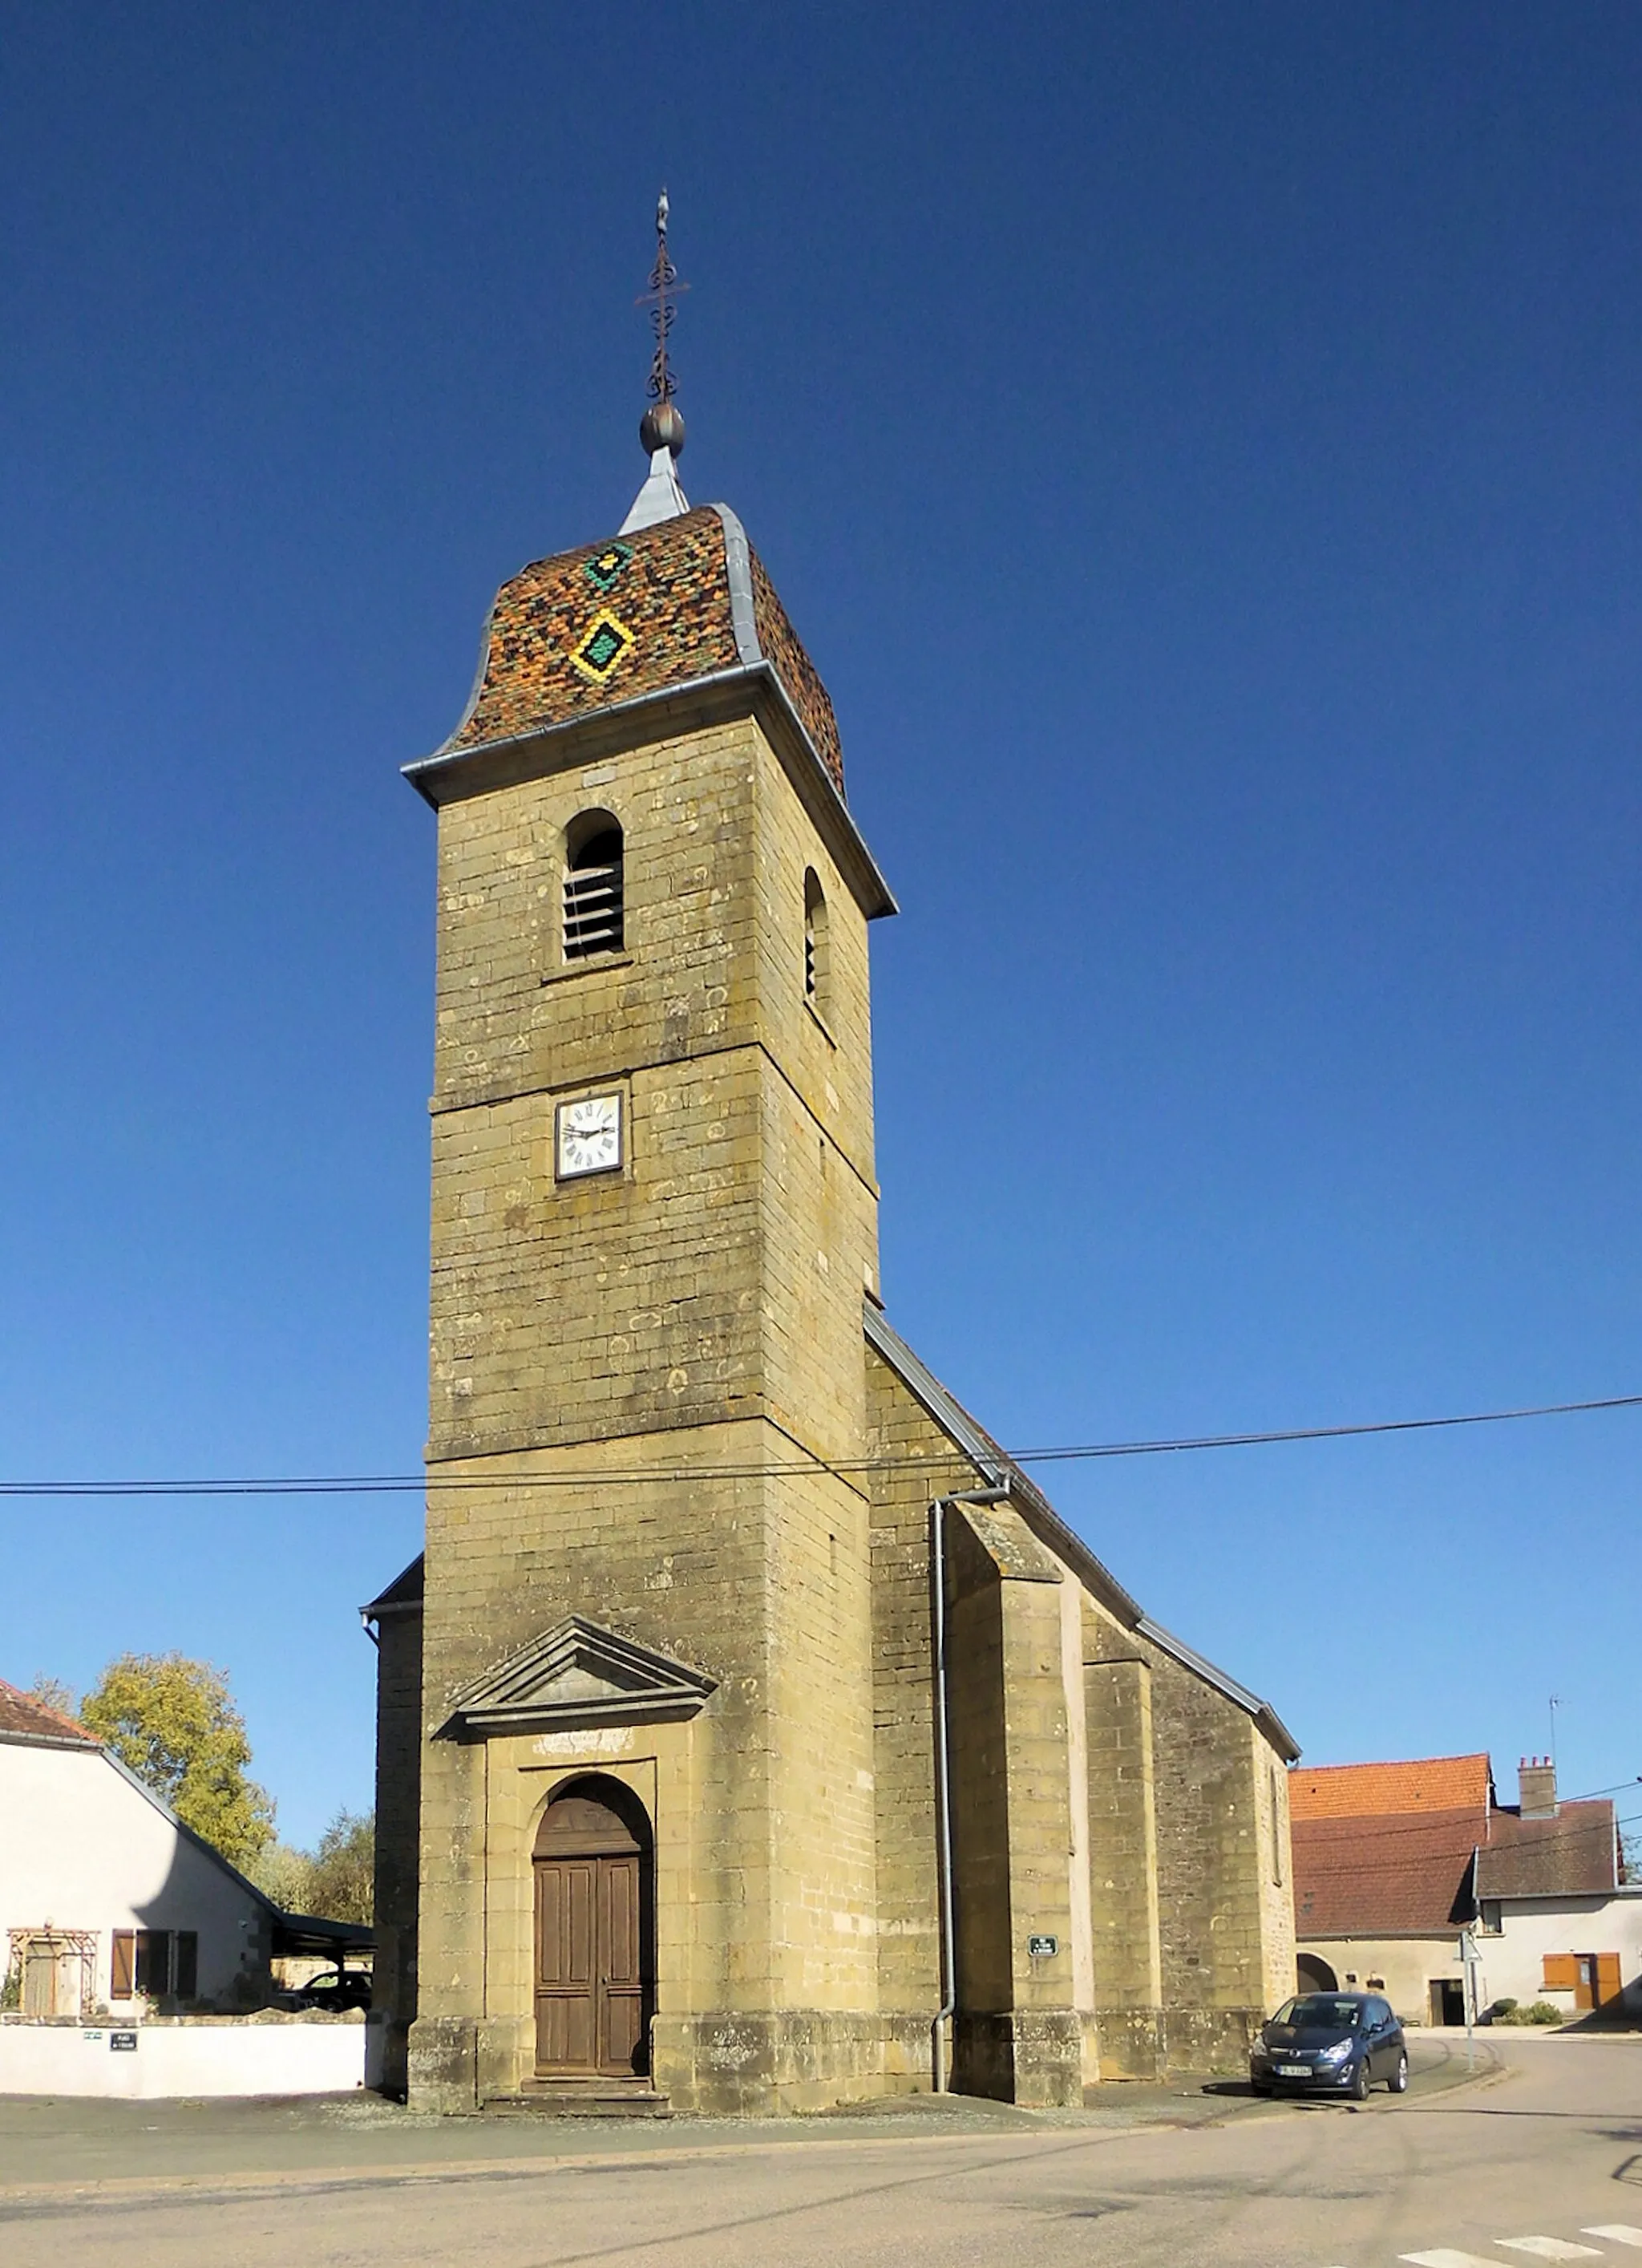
top-left (1290, 1753), bottom-right (1491, 1822)
top-left (0, 1678), bottom-right (98, 1746)
top-left (1293, 1808), bottom-right (1480, 1935)
top-left (1292, 1751), bottom-right (1622, 1935)
top-left (1478, 1803), bottom-right (1618, 1897)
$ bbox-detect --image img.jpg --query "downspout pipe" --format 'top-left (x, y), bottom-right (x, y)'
top-left (929, 1484), bottom-right (1010, 2094)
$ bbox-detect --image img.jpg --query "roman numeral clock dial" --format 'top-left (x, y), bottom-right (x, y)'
top-left (555, 1093), bottom-right (623, 1180)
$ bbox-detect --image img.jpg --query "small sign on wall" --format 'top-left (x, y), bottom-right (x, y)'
top-left (109, 2031), bottom-right (138, 2052)
top-left (1027, 1934), bottom-right (1059, 1958)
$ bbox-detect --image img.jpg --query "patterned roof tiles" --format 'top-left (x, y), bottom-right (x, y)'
top-left (440, 504), bottom-right (845, 797)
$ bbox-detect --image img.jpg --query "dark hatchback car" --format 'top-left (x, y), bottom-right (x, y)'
top-left (273, 1965), bottom-right (373, 2014)
top-left (1250, 1991), bottom-right (1408, 2100)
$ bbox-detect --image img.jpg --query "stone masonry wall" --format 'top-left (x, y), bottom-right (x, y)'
top-left (1086, 1610), bottom-right (1285, 2070)
top-left (1083, 1653), bottom-right (1163, 2076)
top-left (863, 1343), bottom-right (982, 2078)
top-left (410, 699), bottom-right (886, 2112)
top-left (370, 1602), bottom-right (423, 2097)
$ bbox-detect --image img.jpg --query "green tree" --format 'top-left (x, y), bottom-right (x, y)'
top-left (248, 1840), bottom-right (314, 1913)
top-left (81, 1653), bottom-right (275, 1870)
top-left (304, 1809), bottom-right (374, 1924)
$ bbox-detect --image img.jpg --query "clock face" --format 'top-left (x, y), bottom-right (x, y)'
top-left (556, 1093), bottom-right (623, 1180)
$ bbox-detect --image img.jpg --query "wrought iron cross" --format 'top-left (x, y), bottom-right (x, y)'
top-left (638, 187), bottom-right (689, 405)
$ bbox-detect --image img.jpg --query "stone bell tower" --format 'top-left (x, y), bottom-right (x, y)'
top-left (389, 201), bottom-right (899, 2112)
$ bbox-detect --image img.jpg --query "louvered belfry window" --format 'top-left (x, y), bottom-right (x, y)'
top-left (803, 868), bottom-right (828, 1010)
top-left (564, 818), bottom-right (624, 958)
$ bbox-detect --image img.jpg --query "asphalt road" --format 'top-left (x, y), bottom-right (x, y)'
top-left (0, 2030), bottom-right (1636, 2268)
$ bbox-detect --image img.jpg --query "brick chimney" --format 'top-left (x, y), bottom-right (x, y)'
top-left (1518, 1756), bottom-right (1558, 1818)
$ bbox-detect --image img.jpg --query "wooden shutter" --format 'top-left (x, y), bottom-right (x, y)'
top-left (173, 1932), bottom-right (198, 1999)
top-left (1542, 1952), bottom-right (1579, 1992)
top-left (110, 1930), bottom-right (135, 1999)
top-left (1595, 1952), bottom-right (1622, 2007)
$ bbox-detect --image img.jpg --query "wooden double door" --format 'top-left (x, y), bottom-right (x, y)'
top-left (533, 1782), bottom-right (652, 2079)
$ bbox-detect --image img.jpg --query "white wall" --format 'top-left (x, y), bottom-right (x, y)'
top-left (1300, 1897), bottom-right (1642, 2026)
top-left (0, 1739), bottom-right (269, 2007)
top-left (1475, 1893), bottom-right (1642, 2015)
top-left (0, 2021), bottom-right (364, 2099)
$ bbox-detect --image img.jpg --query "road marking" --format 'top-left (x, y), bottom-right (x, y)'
top-left (1402, 2253), bottom-right (1505, 2268)
top-left (1585, 2237), bottom-right (1642, 2254)
top-left (1495, 2246), bottom-right (1604, 2262)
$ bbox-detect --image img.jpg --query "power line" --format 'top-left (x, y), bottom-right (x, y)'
top-left (1, 1384), bottom-right (1639, 1499)
top-left (1012, 1388), bottom-right (1642, 1463)
top-left (1295, 1803), bottom-right (1640, 1857)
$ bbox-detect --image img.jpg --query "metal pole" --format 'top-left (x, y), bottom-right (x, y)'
top-left (1460, 1928), bottom-right (1477, 2071)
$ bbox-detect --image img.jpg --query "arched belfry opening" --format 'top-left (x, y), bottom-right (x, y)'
top-left (532, 1776), bottom-right (653, 2081)
top-left (1296, 1952), bottom-right (1338, 1995)
top-left (563, 810), bottom-right (625, 959)
top-left (803, 867), bottom-right (830, 1016)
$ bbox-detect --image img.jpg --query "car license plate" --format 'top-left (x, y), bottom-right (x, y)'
top-left (1278, 2063), bottom-right (1310, 2079)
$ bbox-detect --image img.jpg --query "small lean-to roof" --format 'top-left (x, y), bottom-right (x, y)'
top-left (1290, 1753), bottom-right (1493, 1823)
top-left (0, 1677), bottom-right (99, 1748)
top-left (863, 1302), bottom-right (1300, 1761)
top-left (362, 1553), bottom-right (426, 1618)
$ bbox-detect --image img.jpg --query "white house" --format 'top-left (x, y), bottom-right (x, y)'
top-left (0, 1677), bottom-right (340, 2017)
top-left (1292, 1751), bottom-right (1639, 2026)
top-left (1470, 1889), bottom-right (1642, 2020)
top-left (1472, 1764), bottom-right (1642, 2020)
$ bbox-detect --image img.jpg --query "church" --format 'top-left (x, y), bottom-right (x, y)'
top-left (366, 212), bottom-right (1296, 2115)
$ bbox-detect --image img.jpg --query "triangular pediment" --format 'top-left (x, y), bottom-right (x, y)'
top-left (442, 1617), bottom-right (717, 1739)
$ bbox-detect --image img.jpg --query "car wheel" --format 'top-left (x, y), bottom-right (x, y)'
top-left (1350, 2057), bottom-right (1373, 2102)
top-left (1388, 2051), bottom-right (1409, 2095)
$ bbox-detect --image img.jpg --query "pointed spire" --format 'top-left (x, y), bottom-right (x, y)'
top-left (620, 188), bottom-right (690, 534)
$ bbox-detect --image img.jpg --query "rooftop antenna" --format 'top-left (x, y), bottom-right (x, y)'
top-left (637, 186), bottom-right (688, 460)
top-left (1548, 1694), bottom-right (1561, 1770)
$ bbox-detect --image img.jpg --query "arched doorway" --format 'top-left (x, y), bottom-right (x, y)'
top-left (532, 1776), bottom-right (653, 2080)
top-left (1296, 1953), bottom-right (1338, 1994)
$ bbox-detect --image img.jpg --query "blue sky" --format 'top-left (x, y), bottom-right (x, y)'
top-left (2, 4), bottom-right (1638, 1849)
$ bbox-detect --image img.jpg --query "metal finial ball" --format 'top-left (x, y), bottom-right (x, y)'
top-left (640, 402), bottom-right (686, 457)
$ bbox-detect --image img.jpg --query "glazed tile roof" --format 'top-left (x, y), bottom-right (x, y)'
top-left (0, 1676), bottom-right (98, 1746)
top-left (1477, 1803), bottom-right (1618, 1898)
top-left (1289, 1753), bottom-right (1492, 1822)
top-left (439, 504), bottom-right (845, 796)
